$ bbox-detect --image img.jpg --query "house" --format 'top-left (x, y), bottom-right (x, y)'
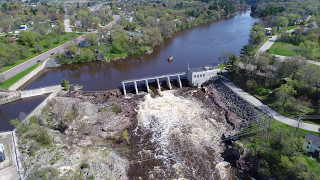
top-left (124, 14), bottom-right (133, 22)
top-left (96, 54), bottom-right (105, 61)
top-left (0, 143), bottom-right (5, 162)
top-left (305, 132), bottom-right (320, 153)
top-left (265, 27), bottom-right (272, 36)
top-left (127, 31), bottom-right (143, 37)
top-left (79, 40), bottom-right (90, 47)
top-left (75, 20), bottom-right (82, 28)
top-left (186, 65), bottom-right (220, 87)
top-left (18, 25), bottom-right (28, 31)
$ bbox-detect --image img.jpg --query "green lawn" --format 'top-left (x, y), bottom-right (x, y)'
top-left (106, 53), bottom-right (128, 61)
top-left (0, 33), bottom-right (79, 73)
top-left (0, 63), bottom-right (40, 89)
top-left (268, 41), bottom-right (303, 56)
top-left (278, 26), bottom-right (295, 33)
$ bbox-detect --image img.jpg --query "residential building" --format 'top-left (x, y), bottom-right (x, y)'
top-left (305, 132), bottom-right (320, 153)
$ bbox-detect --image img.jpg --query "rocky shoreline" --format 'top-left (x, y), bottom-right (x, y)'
top-left (17, 78), bottom-right (257, 179)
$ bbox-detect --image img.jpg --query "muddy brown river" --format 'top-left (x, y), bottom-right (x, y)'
top-left (0, 9), bottom-right (256, 131)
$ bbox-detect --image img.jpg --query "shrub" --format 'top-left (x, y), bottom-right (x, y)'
top-left (61, 79), bottom-right (70, 90)
top-left (122, 129), bottom-right (129, 139)
top-left (10, 118), bottom-right (20, 128)
top-left (80, 161), bottom-right (89, 169)
top-left (111, 105), bottom-right (122, 114)
top-left (36, 129), bottom-right (52, 145)
top-left (28, 143), bottom-right (40, 156)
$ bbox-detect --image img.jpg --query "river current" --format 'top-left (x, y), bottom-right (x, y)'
top-left (1, 9), bottom-right (256, 133)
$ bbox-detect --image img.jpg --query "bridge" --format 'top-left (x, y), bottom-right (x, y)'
top-left (121, 72), bottom-right (186, 96)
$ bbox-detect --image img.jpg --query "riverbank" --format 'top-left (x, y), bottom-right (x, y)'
top-left (15, 82), bottom-right (258, 179)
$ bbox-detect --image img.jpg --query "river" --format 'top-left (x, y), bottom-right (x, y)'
top-left (0, 9), bottom-right (256, 131)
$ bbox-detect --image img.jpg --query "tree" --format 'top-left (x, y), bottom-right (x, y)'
top-left (275, 83), bottom-right (297, 106)
top-left (277, 16), bottom-right (289, 27)
top-left (0, 74), bottom-right (4, 83)
top-left (111, 33), bottom-right (130, 53)
top-left (61, 79), bottom-right (70, 90)
top-left (35, 44), bottom-right (44, 53)
top-left (19, 31), bottom-right (40, 47)
top-left (79, 48), bottom-right (95, 62)
top-left (66, 44), bottom-right (77, 58)
top-left (253, 52), bottom-right (271, 71)
top-left (45, 37), bottom-right (52, 49)
top-left (85, 33), bottom-right (99, 46)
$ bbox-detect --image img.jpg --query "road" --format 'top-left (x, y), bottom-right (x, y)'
top-left (222, 77), bottom-right (320, 132)
top-left (64, 8), bottom-right (72, 33)
top-left (257, 35), bottom-right (279, 54)
top-left (0, 15), bottom-right (121, 81)
top-left (257, 31), bottom-right (320, 66)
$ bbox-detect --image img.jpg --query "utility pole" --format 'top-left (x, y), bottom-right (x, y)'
top-left (294, 115), bottom-right (302, 137)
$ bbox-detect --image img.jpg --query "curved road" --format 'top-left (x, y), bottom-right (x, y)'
top-left (222, 77), bottom-right (320, 132)
top-left (0, 15), bottom-right (120, 81)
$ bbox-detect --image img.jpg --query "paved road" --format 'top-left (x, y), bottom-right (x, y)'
top-left (256, 29), bottom-right (320, 66)
top-left (257, 35), bottom-right (279, 54)
top-left (0, 15), bottom-right (120, 81)
top-left (222, 77), bottom-right (320, 132)
top-left (64, 8), bottom-right (72, 33)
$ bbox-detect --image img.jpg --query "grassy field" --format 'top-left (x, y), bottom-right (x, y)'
top-left (268, 41), bottom-right (303, 56)
top-left (0, 63), bottom-right (39, 89)
top-left (106, 53), bottom-right (128, 61)
top-left (0, 33), bottom-right (78, 73)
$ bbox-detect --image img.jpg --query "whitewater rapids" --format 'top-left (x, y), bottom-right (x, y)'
top-left (132, 90), bottom-right (233, 179)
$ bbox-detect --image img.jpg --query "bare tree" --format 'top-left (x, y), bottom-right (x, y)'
top-left (0, 74), bottom-right (5, 83)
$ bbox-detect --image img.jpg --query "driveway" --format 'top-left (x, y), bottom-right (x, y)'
top-left (257, 35), bottom-right (279, 54)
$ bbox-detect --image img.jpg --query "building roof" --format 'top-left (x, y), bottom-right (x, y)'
top-left (79, 40), bottom-right (90, 47)
top-left (96, 54), bottom-right (105, 61)
top-left (305, 132), bottom-right (320, 146)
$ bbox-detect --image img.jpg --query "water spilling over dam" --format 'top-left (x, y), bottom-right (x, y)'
top-left (127, 90), bottom-right (234, 179)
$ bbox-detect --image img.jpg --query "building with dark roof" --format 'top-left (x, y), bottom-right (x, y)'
top-left (79, 40), bottom-right (90, 48)
top-left (305, 132), bottom-right (320, 153)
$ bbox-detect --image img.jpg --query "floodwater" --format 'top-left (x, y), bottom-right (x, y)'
top-left (0, 9), bottom-right (256, 131)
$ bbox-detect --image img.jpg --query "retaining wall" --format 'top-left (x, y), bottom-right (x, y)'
top-left (8, 59), bottom-right (48, 91)
top-left (23, 85), bottom-right (61, 124)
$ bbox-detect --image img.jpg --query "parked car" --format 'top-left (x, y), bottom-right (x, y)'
top-left (36, 60), bottom-right (42, 63)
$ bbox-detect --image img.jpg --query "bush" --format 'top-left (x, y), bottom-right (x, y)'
top-left (36, 129), bottom-right (52, 145)
top-left (61, 79), bottom-right (70, 90)
top-left (10, 118), bottom-right (20, 128)
top-left (122, 129), bottom-right (129, 139)
top-left (111, 105), bottom-right (122, 114)
top-left (28, 143), bottom-right (40, 156)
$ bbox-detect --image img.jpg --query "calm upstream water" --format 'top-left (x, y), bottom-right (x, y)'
top-left (0, 9), bottom-right (256, 130)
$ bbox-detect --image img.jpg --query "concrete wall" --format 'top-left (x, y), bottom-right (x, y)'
top-left (20, 85), bottom-right (59, 98)
top-left (187, 69), bottom-right (220, 87)
top-left (22, 85), bottom-right (61, 124)
top-left (0, 92), bottom-right (21, 105)
top-left (8, 59), bottom-right (48, 91)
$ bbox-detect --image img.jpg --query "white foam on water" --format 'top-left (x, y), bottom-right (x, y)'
top-left (136, 91), bottom-right (232, 179)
